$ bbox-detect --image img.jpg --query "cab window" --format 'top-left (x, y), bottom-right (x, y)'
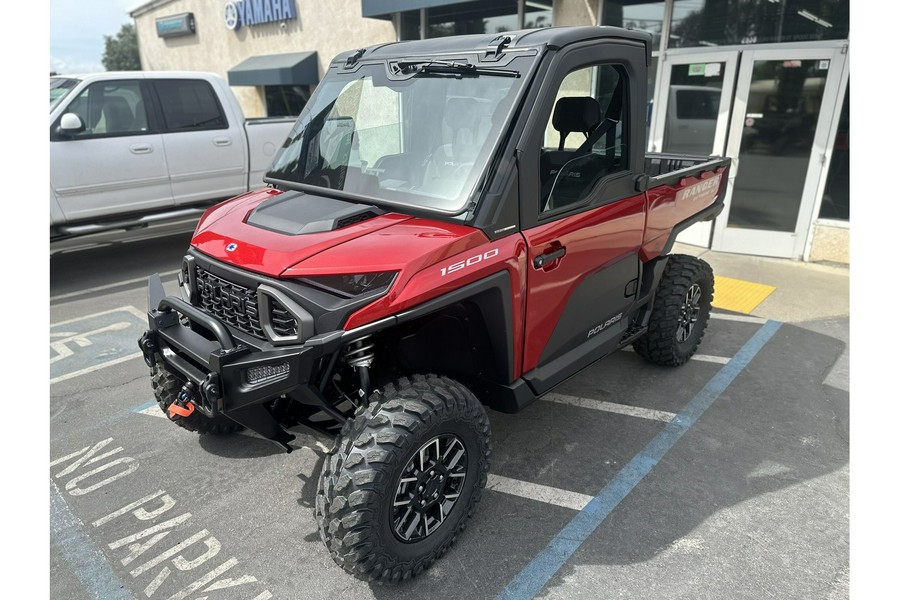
top-left (61, 81), bottom-right (150, 138)
top-left (539, 63), bottom-right (629, 213)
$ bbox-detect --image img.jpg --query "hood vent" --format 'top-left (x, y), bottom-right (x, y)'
top-left (246, 191), bottom-right (383, 235)
top-left (335, 211), bottom-right (378, 229)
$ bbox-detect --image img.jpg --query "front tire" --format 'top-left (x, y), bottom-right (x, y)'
top-left (316, 374), bottom-right (491, 582)
top-left (633, 254), bottom-right (714, 366)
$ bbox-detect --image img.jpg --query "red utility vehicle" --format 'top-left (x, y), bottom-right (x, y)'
top-left (139, 26), bottom-right (730, 582)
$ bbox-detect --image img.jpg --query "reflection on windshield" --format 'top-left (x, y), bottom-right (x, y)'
top-left (266, 59), bottom-right (527, 214)
top-left (50, 78), bottom-right (80, 113)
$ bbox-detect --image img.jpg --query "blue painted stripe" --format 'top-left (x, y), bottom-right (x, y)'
top-left (133, 400), bottom-right (156, 413)
top-left (497, 320), bottom-right (782, 600)
top-left (50, 481), bottom-right (132, 600)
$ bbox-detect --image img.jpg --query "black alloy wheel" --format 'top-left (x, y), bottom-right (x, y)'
top-left (392, 434), bottom-right (467, 543)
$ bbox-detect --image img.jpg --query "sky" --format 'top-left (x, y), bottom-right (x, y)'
top-left (50, 0), bottom-right (140, 74)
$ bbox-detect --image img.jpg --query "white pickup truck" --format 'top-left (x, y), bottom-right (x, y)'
top-left (49, 71), bottom-right (295, 241)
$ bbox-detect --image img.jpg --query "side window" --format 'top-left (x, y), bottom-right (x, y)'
top-left (62, 81), bottom-right (150, 137)
top-left (154, 79), bottom-right (227, 131)
top-left (539, 63), bottom-right (629, 213)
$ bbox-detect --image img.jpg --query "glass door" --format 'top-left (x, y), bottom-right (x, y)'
top-left (713, 46), bottom-right (848, 258)
top-left (649, 51), bottom-right (739, 247)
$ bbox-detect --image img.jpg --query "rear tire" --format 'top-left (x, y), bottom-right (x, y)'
top-left (316, 374), bottom-right (490, 582)
top-left (151, 365), bottom-right (243, 435)
top-left (633, 254), bottom-right (714, 366)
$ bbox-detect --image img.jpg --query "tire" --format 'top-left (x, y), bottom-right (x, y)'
top-left (316, 374), bottom-right (491, 582)
top-left (151, 365), bottom-right (243, 435)
top-left (633, 254), bottom-right (714, 366)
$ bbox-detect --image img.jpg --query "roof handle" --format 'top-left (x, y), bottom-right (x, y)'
top-left (483, 35), bottom-right (512, 62)
top-left (345, 48), bottom-right (366, 68)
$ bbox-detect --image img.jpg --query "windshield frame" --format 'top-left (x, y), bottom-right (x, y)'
top-left (264, 50), bottom-right (540, 220)
top-left (50, 77), bottom-right (81, 113)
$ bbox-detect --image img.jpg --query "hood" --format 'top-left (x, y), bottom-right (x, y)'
top-left (191, 189), bottom-right (414, 277)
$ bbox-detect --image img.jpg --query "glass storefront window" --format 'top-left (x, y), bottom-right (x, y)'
top-left (265, 85), bottom-right (310, 118)
top-left (819, 82), bottom-right (848, 221)
top-left (670, 0), bottom-right (849, 48)
top-left (603, 1), bottom-right (667, 52)
top-left (421, 1), bottom-right (552, 39)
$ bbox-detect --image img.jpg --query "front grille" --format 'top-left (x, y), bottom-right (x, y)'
top-left (193, 265), bottom-right (301, 342)
top-left (195, 266), bottom-right (264, 338)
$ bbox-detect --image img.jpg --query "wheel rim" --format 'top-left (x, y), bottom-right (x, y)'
top-left (676, 283), bottom-right (702, 343)
top-left (392, 434), bottom-right (467, 543)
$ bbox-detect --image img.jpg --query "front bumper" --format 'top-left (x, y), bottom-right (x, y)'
top-left (138, 273), bottom-right (347, 421)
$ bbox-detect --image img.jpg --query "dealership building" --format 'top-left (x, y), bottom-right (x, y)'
top-left (130, 0), bottom-right (850, 263)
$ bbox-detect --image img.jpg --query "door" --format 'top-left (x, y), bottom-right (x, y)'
top-left (649, 52), bottom-right (738, 247)
top-left (518, 45), bottom-right (648, 396)
top-left (50, 79), bottom-right (173, 222)
top-left (151, 79), bottom-right (248, 206)
top-left (713, 46), bottom-right (848, 258)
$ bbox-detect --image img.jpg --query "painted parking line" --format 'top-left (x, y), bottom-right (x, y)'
top-left (619, 346), bottom-right (731, 364)
top-left (487, 475), bottom-right (593, 511)
top-left (542, 393), bottom-right (676, 423)
top-left (50, 306), bottom-right (149, 385)
top-left (50, 269), bottom-right (180, 303)
top-left (710, 312), bottom-right (767, 324)
top-left (496, 320), bottom-right (782, 600)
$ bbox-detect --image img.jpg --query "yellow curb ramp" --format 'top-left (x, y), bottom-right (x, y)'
top-left (712, 276), bottom-right (776, 314)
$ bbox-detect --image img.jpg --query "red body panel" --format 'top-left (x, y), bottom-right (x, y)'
top-left (191, 189), bottom-right (413, 277)
top-left (338, 227), bottom-right (528, 378)
top-left (521, 194), bottom-right (646, 373)
top-left (640, 166), bottom-right (727, 261)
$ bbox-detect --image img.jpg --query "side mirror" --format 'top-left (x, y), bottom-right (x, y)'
top-left (58, 113), bottom-right (85, 136)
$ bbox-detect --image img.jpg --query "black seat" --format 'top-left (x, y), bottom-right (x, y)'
top-left (541, 96), bottom-right (602, 207)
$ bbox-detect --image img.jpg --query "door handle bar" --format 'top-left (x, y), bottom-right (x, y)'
top-left (534, 247), bottom-right (566, 269)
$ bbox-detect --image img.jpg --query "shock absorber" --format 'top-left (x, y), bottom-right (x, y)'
top-left (345, 336), bottom-right (375, 404)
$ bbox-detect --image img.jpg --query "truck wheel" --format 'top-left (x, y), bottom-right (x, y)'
top-left (151, 366), bottom-right (243, 435)
top-left (316, 374), bottom-right (491, 582)
top-left (633, 254), bottom-right (714, 366)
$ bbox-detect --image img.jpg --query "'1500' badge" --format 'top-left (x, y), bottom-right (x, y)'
top-left (226, 242), bottom-right (238, 252)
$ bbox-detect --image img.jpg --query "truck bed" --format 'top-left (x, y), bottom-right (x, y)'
top-left (641, 152), bottom-right (731, 259)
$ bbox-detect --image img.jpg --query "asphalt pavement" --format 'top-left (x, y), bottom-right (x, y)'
top-left (48, 229), bottom-right (850, 600)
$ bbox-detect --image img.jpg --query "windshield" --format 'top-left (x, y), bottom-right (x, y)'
top-left (50, 78), bottom-right (80, 113)
top-left (266, 57), bottom-right (529, 215)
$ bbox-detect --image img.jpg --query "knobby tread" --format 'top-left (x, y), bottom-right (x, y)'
top-left (316, 374), bottom-right (491, 583)
top-left (151, 366), bottom-right (243, 435)
top-left (633, 254), bottom-right (714, 366)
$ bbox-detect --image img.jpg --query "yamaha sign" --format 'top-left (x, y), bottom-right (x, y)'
top-left (224, 0), bottom-right (297, 31)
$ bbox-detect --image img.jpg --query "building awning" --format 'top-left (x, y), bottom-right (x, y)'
top-left (227, 51), bottom-right (319, 86)
top-left (361, 0), bottom-right (465, 19)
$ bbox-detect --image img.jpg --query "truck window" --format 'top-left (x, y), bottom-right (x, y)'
top-left (154, 79), bottom-right (228, 132)
top-left (59, 81), bottom-right (150, 138)
top-left (539, 63), bottom-right (629, 213)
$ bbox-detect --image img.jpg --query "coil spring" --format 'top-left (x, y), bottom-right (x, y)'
top-left (345, 336), bottom-right (375, 368)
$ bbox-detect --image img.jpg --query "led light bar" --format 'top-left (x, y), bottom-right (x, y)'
top-left (247, 362), bottom-right (290, 384)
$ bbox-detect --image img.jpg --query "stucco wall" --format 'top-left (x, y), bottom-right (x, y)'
top-left (809, 223), bottom-right (850, 265)
top-left (133, 0), bottom-right (395, 117)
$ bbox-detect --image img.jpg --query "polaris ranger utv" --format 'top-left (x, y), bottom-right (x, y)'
top-left (139, 26), bottom-right (730, 582)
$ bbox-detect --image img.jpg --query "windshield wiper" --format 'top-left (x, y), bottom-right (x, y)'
top-left (394, 60), bottom-right (519, 78)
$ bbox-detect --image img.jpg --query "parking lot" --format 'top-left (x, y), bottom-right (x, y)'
top-left (50, 228), bottom-right (849, 600)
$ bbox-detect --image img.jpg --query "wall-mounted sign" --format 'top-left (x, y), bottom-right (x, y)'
top-left (156, 13), bottom-right (195, 38)
top-left (224, 0), bottom-right (297, 31)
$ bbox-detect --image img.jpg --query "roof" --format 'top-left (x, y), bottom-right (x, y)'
top-left (333, 26), bottom-right (652, 64)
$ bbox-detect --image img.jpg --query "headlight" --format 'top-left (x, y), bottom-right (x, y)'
top-left (299, 272), bottom-right (397, 299)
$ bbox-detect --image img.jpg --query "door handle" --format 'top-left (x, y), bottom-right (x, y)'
top-left (534, 246), bottom-right (566, 269)
top-left (130, 144), bottom-right (152, 154)
top-left (213, 137), bottom-right (232, 147)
